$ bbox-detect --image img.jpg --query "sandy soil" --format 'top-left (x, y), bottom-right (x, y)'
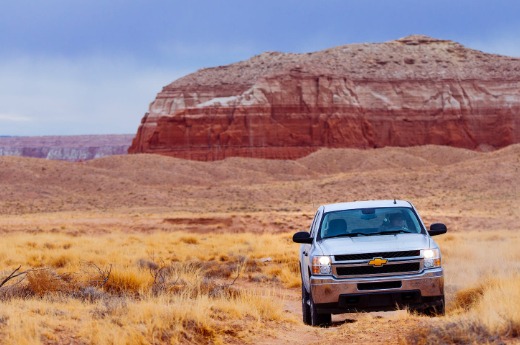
top-left (1, 144), bottom-right (518, 232)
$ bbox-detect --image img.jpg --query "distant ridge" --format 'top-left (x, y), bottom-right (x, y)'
top-left (0, 134), bottom-right (133, 161)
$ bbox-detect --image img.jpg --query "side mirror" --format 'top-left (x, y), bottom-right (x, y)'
top-left (293, 231), bottom-right (313, 244)
top-left (428, 223), bottom-right (447, 236)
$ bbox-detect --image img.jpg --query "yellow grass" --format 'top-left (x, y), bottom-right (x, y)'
top-left (476, 275), bottom-right (520, 336)
top-left (437, 232), bottom-right (520, 304)
top-left (0, 231), bottom-right (294, 344)
top-left (0, 293), bottom-right (283, 345)
top-left (104, 267), bottom-right (154, 295)
top-left (1, 228), bottom-right (520, 344)
top-left (402, 231), bottom-right (520, 344)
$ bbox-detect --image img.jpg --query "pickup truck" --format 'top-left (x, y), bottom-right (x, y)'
top-left (293, 200), bottom-right (446, 326)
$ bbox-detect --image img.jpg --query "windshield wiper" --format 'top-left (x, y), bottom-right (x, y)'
top-left (326, 232), bottom-right (368, 239)
top-left (377, 229), bottom-right (413, 235)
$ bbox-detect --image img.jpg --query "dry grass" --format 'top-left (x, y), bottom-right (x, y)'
top-left (402, 232), bottom-right (520, 344)
top-left (403, 277), bottom-right (520, 344)
top-left (0, 292), bottom-right (283, 345)
top-left (0, 231), bottom-right (296, 345)
top-left (2, 229), bottom-right (520, 344)
top-left (437, 232), bottom-right (520, 303)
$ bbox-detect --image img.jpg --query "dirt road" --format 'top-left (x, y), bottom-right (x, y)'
top-left (253, 286), bottom-right (422, 345)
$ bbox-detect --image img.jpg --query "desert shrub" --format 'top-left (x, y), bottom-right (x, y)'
top-left (103, 267), bottom-right (153, 295)
top-left (277, 265), bottom-right (301, 288)
top-left (179, 319), bottom-right (217, 344)
top-left (158, 262), bottom-right (243, 299)
top-left (136, 258), bottom-right (159, 270)
top-left (27, 269), bottom-right (70, 296)
top-left (198, 260), bottom-right (235, 279)
top-left (196, 256), bottom-right (247, 280)
top-left (43, 243), bottom-right (56, 250)
top-left (91, 296), bottom-right (128, 319)
top-left (48, 254), bottom-right (72, 268)
top-left (0, 285), bottom-right (32, 300)
top-left (74, 286), bottom-right (108, 302)
top-left (180, 236), bottom-right (199, 245)
top-left (404, 319), bottom-right (501, 345)
top-left (451, 283), bottom-right (486, 311)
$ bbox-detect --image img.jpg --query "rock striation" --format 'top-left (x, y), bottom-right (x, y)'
top-left (0, 134), bottom-right (133, 161)
top-left (129, 35), bottom-right (520, 160)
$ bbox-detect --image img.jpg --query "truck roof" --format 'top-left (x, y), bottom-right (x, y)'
top-left (322, 200), bottom-right (413, 213)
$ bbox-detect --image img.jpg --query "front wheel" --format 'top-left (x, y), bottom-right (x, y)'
top-left (309, 292), bottom-right (331, 327)
top-left (301, 284), bottom-right (311, 325)
top-left (415, 296), bottom-right (445, 317)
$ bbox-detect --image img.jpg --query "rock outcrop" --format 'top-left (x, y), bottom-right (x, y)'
top-left (129, 35), bottom-right (520, 160)
top-left (0, 134), bottom-right (133, 161)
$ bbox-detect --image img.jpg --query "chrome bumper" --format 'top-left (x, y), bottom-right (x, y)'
top-left (310, 268), bottom-right (444, 304)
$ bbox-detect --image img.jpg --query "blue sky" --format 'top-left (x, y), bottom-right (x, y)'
top-left (1, 0), bottom-right (519, 136)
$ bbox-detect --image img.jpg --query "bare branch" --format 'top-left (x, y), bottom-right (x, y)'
top-left (82, 262), bottom-right (112, 288)
top-left (209, 257), bottom-right (248, 297)
top-left (92, 263), bottom-right (112, 288)
top-left (0, 266), bottom-right (22, 288)
top-left (0, 266), bottom-right (49, 289)
top-left (227, 256), bottom-right (247, 288)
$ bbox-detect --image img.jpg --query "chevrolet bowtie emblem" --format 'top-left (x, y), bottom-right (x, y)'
top-left (368, 257), bottom-right (388, 267)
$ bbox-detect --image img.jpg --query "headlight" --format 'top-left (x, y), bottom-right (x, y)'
top-left (312, 256), bottom-right (332, 275)
top-left (422, 249), bottom-right (441, 268)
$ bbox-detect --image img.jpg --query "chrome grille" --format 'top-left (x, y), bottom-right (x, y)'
top-left (335, 250), bottom-right (420, 261)
top-left (335, 262), bottom-right (421, 276)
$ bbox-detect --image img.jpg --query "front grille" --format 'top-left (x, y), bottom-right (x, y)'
top-left (336, 262), bottom-right (420, 276)
top-left (335, 250), bottom-right (420, 261)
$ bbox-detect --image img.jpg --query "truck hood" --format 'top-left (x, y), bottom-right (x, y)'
top-left (316, 234), bottom-right (430, 256)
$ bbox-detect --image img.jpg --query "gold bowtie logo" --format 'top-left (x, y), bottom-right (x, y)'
top-left (368, 257), bottom-right (388, 267)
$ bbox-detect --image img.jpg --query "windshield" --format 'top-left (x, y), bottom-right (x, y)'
top-left (319, 207), bottom-right (424, 239)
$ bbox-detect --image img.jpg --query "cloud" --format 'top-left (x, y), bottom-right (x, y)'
top-left (0, 113), bottom-right (32, 122)
top-left (0, 55), bottom-right (189, 136)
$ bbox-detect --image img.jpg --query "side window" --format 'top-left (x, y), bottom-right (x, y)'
top-left (310, 209), bottom-right (322, 237)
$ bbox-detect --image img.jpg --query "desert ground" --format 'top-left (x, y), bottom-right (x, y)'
top-left (0, 144), bottom-right (519, 344)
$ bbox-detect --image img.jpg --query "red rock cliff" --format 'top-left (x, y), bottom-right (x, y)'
top-left (129, 35), bottom-right (520, 160)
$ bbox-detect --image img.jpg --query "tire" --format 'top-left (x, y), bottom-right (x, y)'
top-left (431, 295), bottom-right (446, 316)
top-left (301, 284), bottom-right (312, 325)
top-left (416, 296), bottom-right (445, 317)
top-left (309, 292), bottom-right (332, 327)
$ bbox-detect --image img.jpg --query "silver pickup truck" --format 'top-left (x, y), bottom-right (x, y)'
top-left (293, 200), bottom-right (446, 326)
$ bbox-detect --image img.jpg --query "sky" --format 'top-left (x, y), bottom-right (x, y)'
top-left (1, 0), bottom-right (519, 136)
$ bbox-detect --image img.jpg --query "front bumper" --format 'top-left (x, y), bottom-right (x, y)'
top-left (310, 268), bottom-right (444, 313)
